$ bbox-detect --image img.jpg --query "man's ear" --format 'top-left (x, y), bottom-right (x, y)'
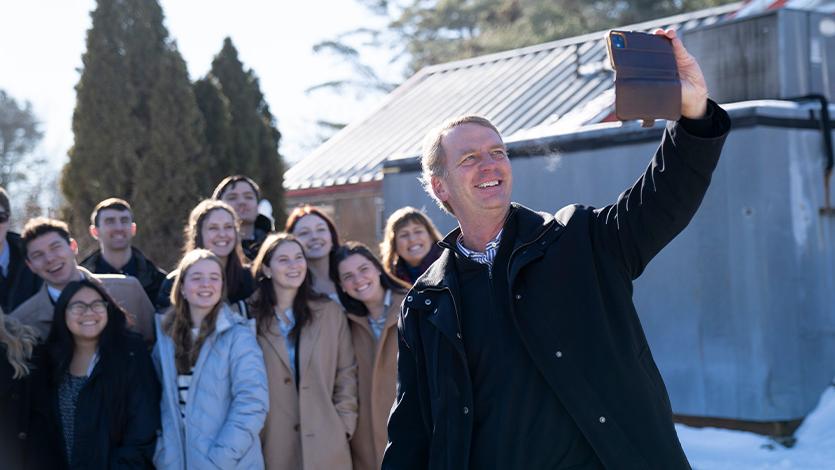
top-left (89, 225), bottom-right (99, 241)
top-left (431, 175), bottom-right (449, 203)
top-left (131, 223), bottom-right (137, 236)
top-left (70, 238), bottom-right (79, 255)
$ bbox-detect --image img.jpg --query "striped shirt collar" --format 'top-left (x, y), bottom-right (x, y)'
top-left (455, 229), bottom-right (503, 270)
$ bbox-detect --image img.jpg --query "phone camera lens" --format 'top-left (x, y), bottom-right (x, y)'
top-left (613, 35), bottom-right (625, 49)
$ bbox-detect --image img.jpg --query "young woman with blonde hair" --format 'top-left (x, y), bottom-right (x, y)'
top-left (153, 249), bottom-right (268, 469)
top-left (0, 309), bottom-right (52, 469)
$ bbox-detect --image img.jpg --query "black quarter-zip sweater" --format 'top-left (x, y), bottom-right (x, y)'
top-left (455, 208), bottom-right (602, 469)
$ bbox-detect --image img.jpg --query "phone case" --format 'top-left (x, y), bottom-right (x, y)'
top-left (606, 30), bottom-right (681, 125)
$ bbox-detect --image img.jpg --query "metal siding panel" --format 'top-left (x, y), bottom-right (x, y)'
top-left (384, 113), bottom-right (835, 422)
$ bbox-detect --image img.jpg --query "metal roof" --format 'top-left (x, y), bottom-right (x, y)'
top-left (284, 2), bottom-right (747, 192)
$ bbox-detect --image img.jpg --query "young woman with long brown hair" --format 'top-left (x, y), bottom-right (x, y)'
top-left (285, 205), bottom-right (342, 302)
top-left (153, 249), bottom-right (268, 469)
top-left (250, 233), bottom-right (357, 470)
top-left (333, 241), bottom-right (409, 470)
top-left (156, 199), bottom-right (255, 310)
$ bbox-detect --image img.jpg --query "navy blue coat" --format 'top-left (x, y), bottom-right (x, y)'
top-left (384, 105), bottom-right (730, 470)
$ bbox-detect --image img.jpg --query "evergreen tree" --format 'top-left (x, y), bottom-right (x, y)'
top-left (193, 76), bottom-right (234, 194)
top-left (202, 38), bottom-right (286, 226)
top-left (62, 0), bottom-right (206, 269)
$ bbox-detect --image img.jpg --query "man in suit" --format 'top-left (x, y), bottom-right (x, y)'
top-left (0, 187), bottom-right (41, 313)
top-left (10, 217), bottom-right (154, 342)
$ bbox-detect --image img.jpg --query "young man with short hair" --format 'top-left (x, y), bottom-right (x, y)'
top-left (0, 186), bottom-right (41, 313)
top-left (212, 175), bottom-right (274, 261)
top-left (80, 198), bottom-right (166, 302)
top-left (10, 217), bottom-right (155, 342)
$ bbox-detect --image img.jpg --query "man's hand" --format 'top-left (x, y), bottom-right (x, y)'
top-left (654, 28), bottom-right (708, 119)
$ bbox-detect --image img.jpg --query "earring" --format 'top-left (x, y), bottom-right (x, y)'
top-left (264, 273), bottom-right (271, 279)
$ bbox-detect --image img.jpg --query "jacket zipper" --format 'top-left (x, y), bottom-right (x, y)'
top-left (506, 221), bottom-right (556, 293)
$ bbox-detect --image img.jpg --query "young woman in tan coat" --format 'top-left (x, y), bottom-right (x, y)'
top-left (250, 233), bottom-right (358, 470)
top-left (334, 242), bottom-right (409, 470)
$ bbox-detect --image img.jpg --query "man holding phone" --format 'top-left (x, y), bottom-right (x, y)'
top-left (384, 30), bottom-right (729, 469)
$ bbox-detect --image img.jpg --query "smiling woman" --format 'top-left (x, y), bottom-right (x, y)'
top-left (46, 279), bottom-right (159, 468)
top-left (249, 233), bottom-right (357, 470)
top-left (286, 205), bottom-right (342, 301)
top-left (155, 199), bottom-right (255, 310)
top-left (380, 207), bottom-right (444, 285)
top-left (333, 241), bottom-right (408, 470)
top-left (153, 249), bottom-right (268, 469)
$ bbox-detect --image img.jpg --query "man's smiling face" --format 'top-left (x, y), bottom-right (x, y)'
top-left (432, 122), bottom-right (512, 223)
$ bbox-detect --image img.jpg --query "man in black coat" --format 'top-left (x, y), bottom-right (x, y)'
top-left (80, 198), bottom-right (166, 304)
top-left (0, 187), bottom-right (42, 313)
top-left (383, 30), bottom-right (731, 469)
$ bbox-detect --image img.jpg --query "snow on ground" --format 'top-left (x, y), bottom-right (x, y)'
top-left (678, 384), bottom-right (835, 469)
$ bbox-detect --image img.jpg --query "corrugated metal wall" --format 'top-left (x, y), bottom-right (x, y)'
top-left (382, 102), bottom-right (835, 422)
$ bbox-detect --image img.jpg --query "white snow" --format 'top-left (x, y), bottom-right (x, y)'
top-left (678, 384), bottom-right (835, 469)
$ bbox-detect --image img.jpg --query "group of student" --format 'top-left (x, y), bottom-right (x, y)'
top-left (0, 176), bottom-right (446, 469)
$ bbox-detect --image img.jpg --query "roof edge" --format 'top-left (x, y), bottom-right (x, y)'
top-left (417, 2), bottom-right (743, 75)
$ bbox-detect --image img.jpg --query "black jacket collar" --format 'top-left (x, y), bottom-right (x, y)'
top-left (413, 203), bottom-right (560, 293)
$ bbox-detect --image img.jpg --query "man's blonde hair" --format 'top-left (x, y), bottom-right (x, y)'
top-left (420, 115), bottom-right (503, 214)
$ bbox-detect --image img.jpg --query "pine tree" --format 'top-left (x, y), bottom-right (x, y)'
top-left (203, 38), bottom-right (286, 225)
top-left (193, 76), bottom-right (234, 195)
top-left (62, 0), bottom-right (207, 269)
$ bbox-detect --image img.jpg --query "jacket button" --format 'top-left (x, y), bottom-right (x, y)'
top-left (294, 424), bottom-right (300, 432)
top-left (515, 293), bottom-right (522, 300)
top-left (424, 299), bottom-right (432, 305)
top-left (406, 295), bottom-right (413, 302)
top-left (599, 416), bottom-right (606, 424)
top-left (17, 432), bottom-right (27, 440)
top-left (463, 407), bottom-right (469, 415)
top-left (555, 351), bottom-right (563, 358)
top-left (284, 377), bottom-right (292, 384)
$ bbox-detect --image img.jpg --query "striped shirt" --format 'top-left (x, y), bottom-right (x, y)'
top-left (176, 327), bottom-right (199, 418)
top-left (456, 229), bottom-right (504, 270)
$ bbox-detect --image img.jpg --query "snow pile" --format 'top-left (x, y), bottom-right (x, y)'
top-left (678, 384), bottom-right (835, 469)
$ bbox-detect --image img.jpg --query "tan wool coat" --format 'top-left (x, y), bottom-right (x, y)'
top-left (346, 291), bottom-right (404, 470)
top-left (258, 298), bottom-right (358, 470)
top-left (10, 267), bottom-right (155, 342)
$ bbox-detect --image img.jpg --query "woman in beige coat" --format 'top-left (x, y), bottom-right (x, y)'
top-left (250, 233), bottom-right (358, 470)
top-left (334, 242), bottom-right (409, 470)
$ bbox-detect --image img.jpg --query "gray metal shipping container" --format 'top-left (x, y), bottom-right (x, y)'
top-left (682, 8), bottom-right (835, 103)
top-left (382, 101), bottom-right (835, 422)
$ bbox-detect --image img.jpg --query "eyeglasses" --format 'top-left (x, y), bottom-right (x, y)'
top-left (0, 212), bottom-right (8, 224)
top-left (67, 300), bottom-right (108, 316)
